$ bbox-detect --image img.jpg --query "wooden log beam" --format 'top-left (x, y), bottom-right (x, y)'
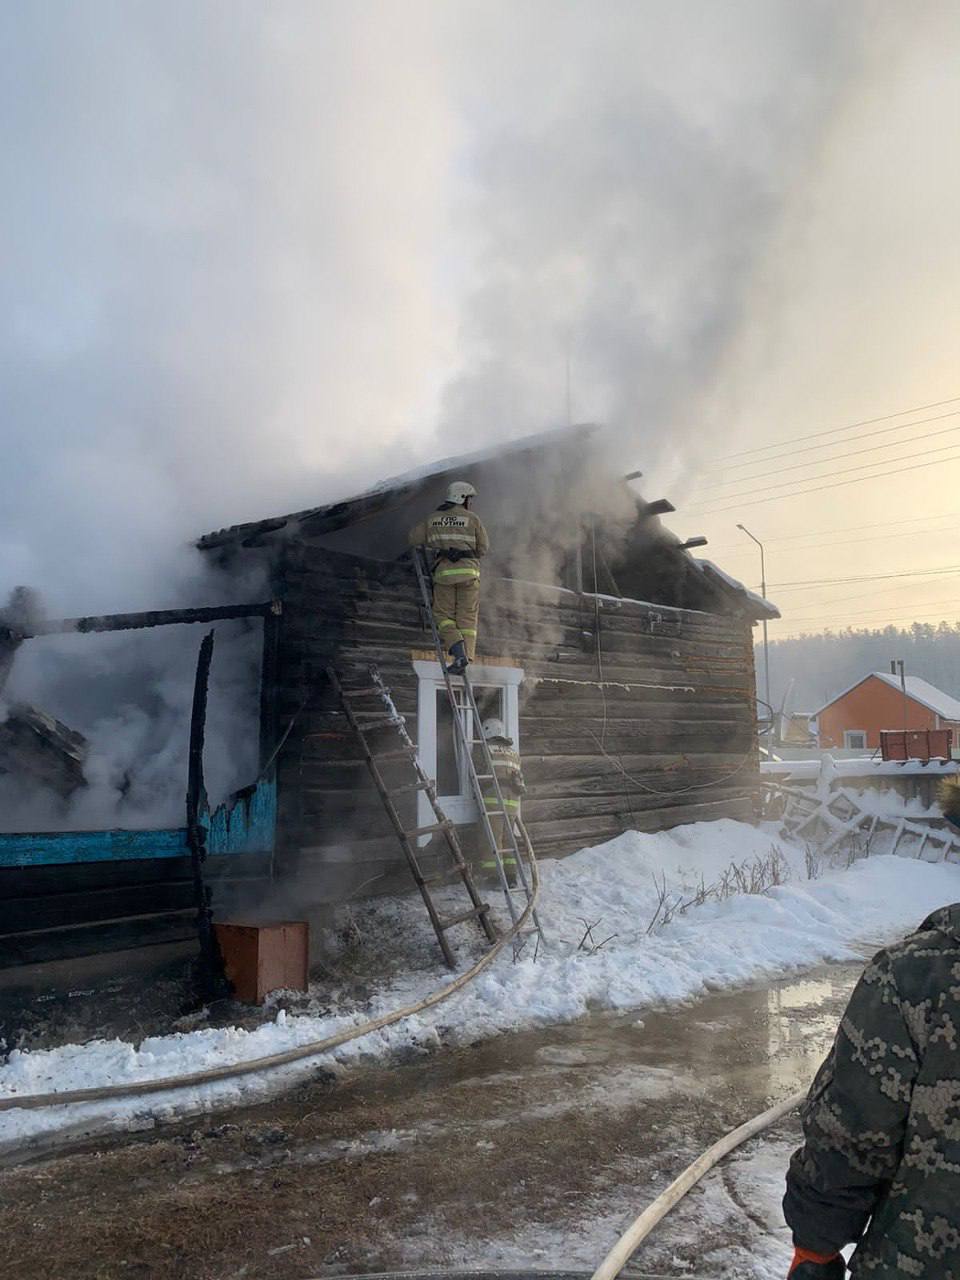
top-left (24, 601), bottom-right (279, 639)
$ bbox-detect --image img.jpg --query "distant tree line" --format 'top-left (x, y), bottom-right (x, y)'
top-left (756, 622), bottom-right (960, 714)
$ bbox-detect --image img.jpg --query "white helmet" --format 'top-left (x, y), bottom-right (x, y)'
top-left (446, 480), bottom-right (476, 505)
top-left (483, 717), bottom-right (509, 742)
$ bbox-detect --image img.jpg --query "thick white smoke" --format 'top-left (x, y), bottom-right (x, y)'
top-left (1, 1), bottom-right (951, 826)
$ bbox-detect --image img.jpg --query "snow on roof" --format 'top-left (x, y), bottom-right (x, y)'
top-left (691, 559), bottom-right (780, 620)
top-left (813, 671), bottom-right (960, 720)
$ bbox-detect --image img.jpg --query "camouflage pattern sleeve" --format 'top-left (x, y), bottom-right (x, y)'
top-left (783, 951), bottom-right (922, 1254)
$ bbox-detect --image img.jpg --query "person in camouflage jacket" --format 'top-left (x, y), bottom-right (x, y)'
top-left (783, 902), bottom-right (960, 1278)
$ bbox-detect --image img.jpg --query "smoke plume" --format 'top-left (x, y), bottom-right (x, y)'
top-left (1, 1), bottom-right (946, 826)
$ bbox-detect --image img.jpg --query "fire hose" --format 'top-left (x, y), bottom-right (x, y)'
top-left (0, 834), bottom-right (540, 1117)
top-left (588, 1088), bottom-right (807, 1280)
top-left (1, 832), bottom-right (810, 1278)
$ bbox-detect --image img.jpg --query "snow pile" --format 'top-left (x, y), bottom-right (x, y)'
top-left (2, 818), bottom-right (959, 1153)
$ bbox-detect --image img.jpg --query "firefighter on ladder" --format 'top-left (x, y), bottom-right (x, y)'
top-left (408, 480), bottom-right (488, 675)
top-left (480, 717), bottom-right (525, 885)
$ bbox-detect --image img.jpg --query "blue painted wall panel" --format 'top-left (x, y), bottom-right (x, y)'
top-left (0, 777), bottom-right (276, 868)
top-left (204, 775), bottom-right (277, 856)
top-left (0, 827), bottom-right (188, 868)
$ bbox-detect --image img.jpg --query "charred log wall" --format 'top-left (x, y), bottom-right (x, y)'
top-left (272, 545), bottom-right (760, 904)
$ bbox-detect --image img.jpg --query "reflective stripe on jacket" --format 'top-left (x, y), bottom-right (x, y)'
top-left (483, 741), bottom-right (524, 811)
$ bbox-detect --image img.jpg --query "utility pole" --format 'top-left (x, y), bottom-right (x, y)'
top-left (737, 524), bottom-right (771, 730)
top-left (891, 658), bottom-right (908, 734)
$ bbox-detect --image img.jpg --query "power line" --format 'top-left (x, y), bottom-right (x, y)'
top-left (705, 511), bottom-right (960, 553)
top-left (777, 578), bottom-right (960, 612)
top-left (714, 393), bottom-right (960, 463)
top-left (703, 408), bottom-right (960, 479)
top-left (690, 450), bottom-right (960, 515)
top-left (779, 597), bottom-right (960, 624)
top-left (709, 524), bottom-right (960, 557)
top-left (776, 610), bottom-right (960, 633)
top-left (692, 440), bottom-right (960, 509)
top-left (779, 582), bottom-right (960, 614)
top-left (768, 565), bottom-right (960, 591)
top-left (695, 419), bottom-right (960, 494)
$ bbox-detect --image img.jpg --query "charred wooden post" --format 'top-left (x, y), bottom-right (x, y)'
top-left (186, 630), bottom-right (232, 1003)
top-left (0, 624), bottom-right (22, 698)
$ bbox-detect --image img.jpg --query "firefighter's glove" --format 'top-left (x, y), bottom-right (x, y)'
top-left (788, 1248), bottom-right (844, 1278)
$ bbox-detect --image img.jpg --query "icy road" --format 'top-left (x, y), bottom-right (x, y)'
top-left (0, 962), bottom-right (862, 1280)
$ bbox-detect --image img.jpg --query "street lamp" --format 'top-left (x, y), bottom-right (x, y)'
top-left (737, 523), bottom-right (771, 724)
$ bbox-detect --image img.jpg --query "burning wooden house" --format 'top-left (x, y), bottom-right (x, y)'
top-left (0, 426), bottom-right (777, 980)
top-left (199, 426), bottom-right (776, 905)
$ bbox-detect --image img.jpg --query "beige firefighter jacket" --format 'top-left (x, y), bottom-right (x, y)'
top-left (484, 740), bottom-right (525, 814)
top-left (408, 505), bottom-right (489, 582)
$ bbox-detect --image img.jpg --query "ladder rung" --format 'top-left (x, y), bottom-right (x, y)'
top-left (354, 714), bottom-right (404, 731)
top-left (475, 773), bottom-right (494, 780)
top-left (389, 780), bottom-right (432, 796)
top-left (405, 821), bottom-right (451, 839)
top-left (421, 869), bottom-right (459, 886)
top-left (373, 746), bottom-right (417, 762)
top-left (438, 904), bottom-right (490, 931)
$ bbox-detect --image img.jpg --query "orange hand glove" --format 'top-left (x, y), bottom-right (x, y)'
top-left (788, 1247), bottom-right (844, 1277)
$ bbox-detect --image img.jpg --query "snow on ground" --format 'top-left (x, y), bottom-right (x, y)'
top-left (2, 818), bottom-right (959, 1153)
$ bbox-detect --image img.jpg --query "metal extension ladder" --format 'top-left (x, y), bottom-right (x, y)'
top-left (327, 664), bottom-right (497, 969)
top-left (411, 549), bottom-right (545, 955)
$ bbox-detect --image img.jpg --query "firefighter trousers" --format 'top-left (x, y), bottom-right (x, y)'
top-left (432, 576), bottom-right (480, 660)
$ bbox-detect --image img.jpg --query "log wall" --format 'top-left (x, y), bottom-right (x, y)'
top-left (272, 546), bottom-right (760, 901)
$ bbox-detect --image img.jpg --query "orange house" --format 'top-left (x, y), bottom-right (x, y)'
top-left (814, 671), bottom-right (960, 752)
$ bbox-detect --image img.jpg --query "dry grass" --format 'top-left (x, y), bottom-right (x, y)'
top-left (646, 844), bottom-right (790, 935)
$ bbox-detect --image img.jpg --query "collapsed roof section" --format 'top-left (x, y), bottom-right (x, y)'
top-left (0, 704), bottom-right (88, 798)
top-left (198, 424), bottom-right (779, 623)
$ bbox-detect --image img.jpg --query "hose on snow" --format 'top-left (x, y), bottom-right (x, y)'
top-left (0, 841), bottom-right (540, 1115)
top-left (589, 1088), bottom-right (806, 1280)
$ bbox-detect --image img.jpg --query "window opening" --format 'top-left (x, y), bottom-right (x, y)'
top-left (436, 686), bottom-right (467, 795)
top-left (844, 730), bottom-right (867, 750)
top-left (471, 684), bottom-right (506, 774)
top-left (413, 660), bottom-right (523, 837)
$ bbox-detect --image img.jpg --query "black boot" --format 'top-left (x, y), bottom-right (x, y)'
top-left (446, 641), bottom-right (468, 675)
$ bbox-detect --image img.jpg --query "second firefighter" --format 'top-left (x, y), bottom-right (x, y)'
top-left (481, 717), bottom-right (525, 884)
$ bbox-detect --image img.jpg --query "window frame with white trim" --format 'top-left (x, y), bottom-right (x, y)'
top-left (412, 659), bottom-right (524, 838)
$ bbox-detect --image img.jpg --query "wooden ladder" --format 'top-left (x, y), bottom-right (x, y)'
top-left (410, 549), bottom-right (546, 956)
top-left (326, 664), bottom-right (497, 969)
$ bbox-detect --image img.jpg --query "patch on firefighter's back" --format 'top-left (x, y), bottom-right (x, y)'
top-left (432, 515), bottom-right (469, 528)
